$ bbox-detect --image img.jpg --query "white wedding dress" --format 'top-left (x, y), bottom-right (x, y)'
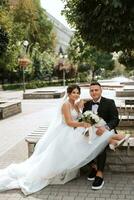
top-left (0, 101), bottom-right (114, 195)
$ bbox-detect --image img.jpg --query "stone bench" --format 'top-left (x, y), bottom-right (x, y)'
top-left (117, 107), bottom-right (134, 128)
top-left (25, 125), bottom-right (48, 157)
top-left (0, 101), bottom-right (21, 119)
top-left (25, 125), bottom-right (134, 172)
top-left (106, 138), bottom-right (134, 172)
top-left (81, 140), bottom-right (134, 174)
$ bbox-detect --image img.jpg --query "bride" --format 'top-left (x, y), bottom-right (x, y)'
top-left (0, 84), bottom-right (118, 195)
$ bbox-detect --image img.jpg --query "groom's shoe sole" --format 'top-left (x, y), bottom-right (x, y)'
top-left (92, 181), bottom-right (104, 190)
top-left (92, 176), bottom-right (104, 190)
top-left (87, 177), bottom-right (95, 181)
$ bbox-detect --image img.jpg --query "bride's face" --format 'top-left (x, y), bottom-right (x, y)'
top-left (69, 88), bottom-right (80, 101)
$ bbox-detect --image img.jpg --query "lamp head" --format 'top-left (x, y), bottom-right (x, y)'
top-left (23, 40), bottom-right (29, 47)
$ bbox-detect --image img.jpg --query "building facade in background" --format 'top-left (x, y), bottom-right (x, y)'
top-left (46, 11), bottom-right (73, 54)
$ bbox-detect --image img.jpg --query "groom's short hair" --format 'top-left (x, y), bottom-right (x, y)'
top-left (90, 82), bottom-right (101, 87)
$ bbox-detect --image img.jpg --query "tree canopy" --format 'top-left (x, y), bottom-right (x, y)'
top-left (62, 0), bottom-right (134, 52)
top-left (13, 0), bottom-right (55, 52)
top-left (68, 33), bottom-right (114, 80)
top-left (0, 0), bottom-right (57, 84)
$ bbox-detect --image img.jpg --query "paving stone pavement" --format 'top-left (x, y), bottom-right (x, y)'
top-left (0, 140), bottom-right (134, 200)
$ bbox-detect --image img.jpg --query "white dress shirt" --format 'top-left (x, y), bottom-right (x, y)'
top-left (91, 97), bottom-right (101, 114)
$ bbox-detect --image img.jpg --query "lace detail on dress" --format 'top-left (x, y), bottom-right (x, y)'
top-left (62, 109), bottom-right (79, 124)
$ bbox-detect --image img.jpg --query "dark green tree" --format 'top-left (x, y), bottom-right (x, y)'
top-left (63, 0), bottom-right (134, 52)
top-left (0, 27), bottom-right (9, 84)
top-left (0, 27), bottom-right (9, 55)
top-left (0, 0), bottom-right (8, 7)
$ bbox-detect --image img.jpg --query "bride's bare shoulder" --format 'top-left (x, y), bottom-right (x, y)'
top-left (62, 101), bottom-right (70, 110)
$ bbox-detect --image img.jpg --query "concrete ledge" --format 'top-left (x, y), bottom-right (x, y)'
top-left (0, 101), bottom-right (21, 119)
top-left (23, 90), bottom-right (65, 99)
top-left (106, 145), bottom-right (134, 172)
top-left (117, 107), bottom-right (134, 128)
top-left (118, 120), bottom-right (134, 127)
top-left (121, 81), bottom-right (134, 85)
top-left (106, 138), bottom-right (134, 172)
top-left (116, 90), bottom-right (134, 97)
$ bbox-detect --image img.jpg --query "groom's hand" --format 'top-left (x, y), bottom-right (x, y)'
top-left (96, 126), bottom-right (106, 136)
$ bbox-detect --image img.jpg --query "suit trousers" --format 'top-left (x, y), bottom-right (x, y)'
top-left (90, 147), bottom-right (107, 172)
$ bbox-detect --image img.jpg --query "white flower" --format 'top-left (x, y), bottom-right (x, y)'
top-left (91, 114), bottom-right (100, 123)
top-left (83, 111), bottom-right (92, 117)
top-left (79, 110), bottom-right (101, 125)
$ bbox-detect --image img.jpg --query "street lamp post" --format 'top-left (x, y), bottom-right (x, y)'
top-left (18, 57), bottom-right (30, 93)
top-left (22, 41), bottom-right (28, 93)
top-left (22, 63), bottom-right (25, 93)
top-left (18, 40), bottom-right (29, 93)
top-left (59, 51), bottom-right (67, 87)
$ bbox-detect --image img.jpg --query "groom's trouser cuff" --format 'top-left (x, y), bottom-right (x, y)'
top-left (97, 147), bottom-right (107, 171)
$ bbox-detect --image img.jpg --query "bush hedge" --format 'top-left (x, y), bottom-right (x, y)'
top-left (2, 79), bottom-right (77, 90)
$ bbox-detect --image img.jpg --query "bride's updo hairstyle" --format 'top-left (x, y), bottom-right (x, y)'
top-left (67, 84), bottom-right (81, 95)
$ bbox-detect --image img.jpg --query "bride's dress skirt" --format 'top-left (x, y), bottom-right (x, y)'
top-left (0, 123), bottom-right (113, 195)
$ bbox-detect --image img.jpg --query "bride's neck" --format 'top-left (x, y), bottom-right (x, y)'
top-left (68, 99), bottom-right (75, 106)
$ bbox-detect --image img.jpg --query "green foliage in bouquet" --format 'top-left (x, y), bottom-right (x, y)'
top-left (78, 111), bottom-right (100, 125)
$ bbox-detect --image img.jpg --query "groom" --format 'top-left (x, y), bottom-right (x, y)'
top-left (83, 82), bottom-right (119, 190)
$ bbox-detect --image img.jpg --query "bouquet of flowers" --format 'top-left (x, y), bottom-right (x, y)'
top-left (78, 111), bottom-right (106, 143)
top-left (78, 111), bottom-right (100, 125)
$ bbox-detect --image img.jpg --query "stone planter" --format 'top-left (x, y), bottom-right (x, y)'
top-left (23, 90), bottom-right (65, 99)
top-left (0, 101), bottom-right (21, 119)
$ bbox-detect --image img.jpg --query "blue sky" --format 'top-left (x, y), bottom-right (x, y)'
top-left (40, 0), bottom-right (70, 28)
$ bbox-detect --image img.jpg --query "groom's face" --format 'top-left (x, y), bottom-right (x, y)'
top-left (89, 85), bottom-right (102, 101)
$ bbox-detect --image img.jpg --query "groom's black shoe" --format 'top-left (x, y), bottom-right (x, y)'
top-left (87, 168), bottom-right (97, 181)
top-left (92, 176), bottom-right (104, 190)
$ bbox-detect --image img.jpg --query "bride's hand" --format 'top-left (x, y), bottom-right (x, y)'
top-left (82, 122), bottom-right (91, 128)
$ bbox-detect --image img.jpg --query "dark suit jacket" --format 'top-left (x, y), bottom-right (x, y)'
top-left (83, 96), bottom-right (119, 130)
